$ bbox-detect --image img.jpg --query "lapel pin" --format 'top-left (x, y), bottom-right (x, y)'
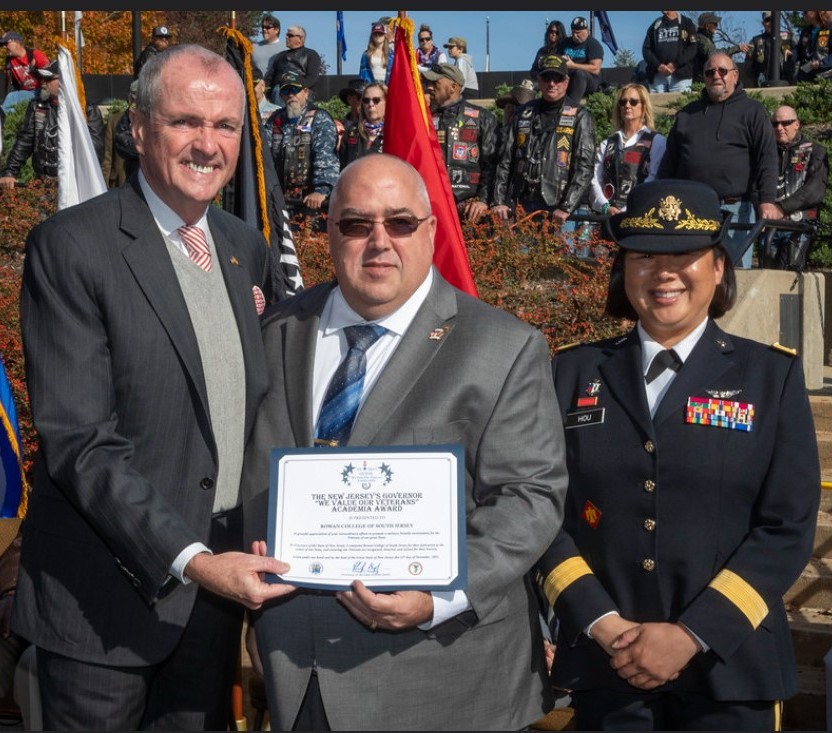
top-left (429, 327), bottom-right (449, 341)
top-left (229, 256), bottom-right (240, 266)
top-left (585, 379), bottom-right (601, 397)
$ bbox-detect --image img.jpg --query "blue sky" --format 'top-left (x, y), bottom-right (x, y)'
top-left (262, 11), bottom-right (773, 74)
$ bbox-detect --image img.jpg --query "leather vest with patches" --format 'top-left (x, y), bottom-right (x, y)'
top-left (601, 131), bottom-right (656, 209)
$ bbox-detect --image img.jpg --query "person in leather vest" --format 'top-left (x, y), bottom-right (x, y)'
top-left (421, 62), bottom-right (499, 224)
top-left (0, 61), bottom-right (104, 189)
top-left (266, 70), bottom-right (338, 220)
top-left (492, 54), bottom-right (595, 226)
top-left (760, 106), bottom-right (829, 270)
top-left (590, 83), bottom-right (666, 217)
top-left (339, 82), bottom-right (386, 170)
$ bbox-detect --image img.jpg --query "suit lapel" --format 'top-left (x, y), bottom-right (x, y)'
top-left (597, 330), bottom-right (654, 437)
top-left (285, 285), bottom-right (334, 446)
top-left (653, 321), bottom-right (735, 427)
top-left (348, 274), bottom-right (458, 446)
top-left (117, 180), bottom-right (210, 421)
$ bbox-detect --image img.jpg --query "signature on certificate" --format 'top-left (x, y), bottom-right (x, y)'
top-left (352, 561), bottom-right (382, 575)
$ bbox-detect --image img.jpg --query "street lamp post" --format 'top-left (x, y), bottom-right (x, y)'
top-left (485, 16), bottom-right (490, 72)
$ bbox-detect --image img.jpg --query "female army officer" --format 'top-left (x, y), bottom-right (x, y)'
top-left (536, 179), bottom-right (820, 731)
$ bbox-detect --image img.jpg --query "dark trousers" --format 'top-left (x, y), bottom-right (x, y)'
top-left (572, 689), bottom-right (782, 731)
top-left (37, 508), bottom-right (245, 731)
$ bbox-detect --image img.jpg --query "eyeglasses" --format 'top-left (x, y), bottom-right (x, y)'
top-left (548, 29), bottom-right (559, 34)
top-left (285, 32), bottom-right (301, 38)
top-left (261, 25), bottom-right (275, 30)
top-left (279, 86), bottom-right (303, 97)
top-left (333, 215), bottom-right (430, 238)
top-left (772, 119), bottom-right (797, 127)
top-left (419, 36), bottom-right (432, 42)
top-left (362, 96), bottom-right (383, 105)
top-left (704, 66), bottom-right (735, 78)
top-left (618, 97), bottom-right (641, 107)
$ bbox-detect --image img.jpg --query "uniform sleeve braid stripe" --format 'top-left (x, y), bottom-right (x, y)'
top-left (709, 569), bottom-right (769, 628)
top-left (542, 557), bottom-right (593, 607)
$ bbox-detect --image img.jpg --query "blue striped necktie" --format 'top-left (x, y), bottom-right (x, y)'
top-left (316, 324), bottom-right (387, 446)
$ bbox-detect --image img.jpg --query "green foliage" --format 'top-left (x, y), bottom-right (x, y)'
top-left (584, 88), bottom-right (615, 144)
top-left (317, 96), bottom-right (347, 122)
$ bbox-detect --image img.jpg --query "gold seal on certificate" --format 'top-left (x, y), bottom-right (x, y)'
top-left (266, 445), bottom-right (466, 591)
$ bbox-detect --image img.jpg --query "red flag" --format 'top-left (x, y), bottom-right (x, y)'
top-left (383, 16), bottom-right (478, 297)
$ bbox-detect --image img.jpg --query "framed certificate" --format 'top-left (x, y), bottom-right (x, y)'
top-left (265, 445), bottom-right (467, 591)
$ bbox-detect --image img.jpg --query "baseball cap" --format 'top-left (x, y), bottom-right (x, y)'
top-left (698, 13), bottom-right (721, 27)
top-left (278, 70), bottom-right (304, 89)
top-left (537, 55), bottom-right (569, 79)
top-left (443, 36), bottom-right (466, 49)
top-left (571, 17), bottom-right (588, 30)
top-left (0, 31), bottom-right (23, 45)
top-left (421, 62), bottom-right (465, 86)
top-left (152, 26), bottom-right (172, 38)
top-left (339, 78), bottom-right (366, 104)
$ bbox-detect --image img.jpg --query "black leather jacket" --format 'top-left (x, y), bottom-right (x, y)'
top-left (493, 96), bottom-right (595, 212)
top-left (266, 46), bottom-right (322, 92)
top-left (2, 96), bottom-right (105, 180)
top-left (432, 97), bottom-right (499, 204)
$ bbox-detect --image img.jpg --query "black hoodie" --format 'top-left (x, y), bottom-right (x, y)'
top-left (658, 84), bottom-right (778, 205)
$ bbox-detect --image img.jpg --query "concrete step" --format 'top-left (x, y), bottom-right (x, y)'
top-left (820, 486), bottom-right (832, 513)
top-left (783, 665), bottom-right (826, 731)
top-left (810, 395), bottom-right (832, 434)
top-left (816, 430), bottom-right (832, 472)
top-left (814, 507), bottom-right (832, 559)
top-left (788, 607), bottom-right (832, 667)
top-left (785, 557), bottom-right (832, 609)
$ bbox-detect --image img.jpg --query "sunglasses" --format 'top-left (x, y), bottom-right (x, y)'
top-left (285, 32), bottom-right (301, 38)
top-left (704, 66), bottom-right (734, 78)
top-left (333, 215), bottom-right (430, 238)
top-left (618, 97), bottom-right (640, 107)
top-left (419, 36), bottom-right (432, 42)
top-left (772, 119), bottom-right (797, 127)
top-left (279, 86), bottom-right (303, 96)
top-left (261, 25), bottom-right (275, 30)
top-left (548, 29), bottom-right (559, 34)
top-left (362, 96), bottom-right (383, 105)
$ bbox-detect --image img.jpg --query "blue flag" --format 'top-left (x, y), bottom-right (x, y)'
top-left (0, 354), bottom-right (25, 518)
top-left (337, 10), bottom-right (347, 61)
top-left (596, 11), bottom-right (618, 56)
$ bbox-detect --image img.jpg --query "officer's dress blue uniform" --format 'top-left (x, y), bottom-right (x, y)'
top-left (537, 319), bottom-right (820, 728)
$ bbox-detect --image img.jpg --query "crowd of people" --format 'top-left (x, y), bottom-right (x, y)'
top-left (0, 13), bottom-right (826, 733)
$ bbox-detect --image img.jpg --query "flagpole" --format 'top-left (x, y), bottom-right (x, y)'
top-left (336, 13), bottom-right (342, 75)
top-left (485, 16), bottom-right (490, 72)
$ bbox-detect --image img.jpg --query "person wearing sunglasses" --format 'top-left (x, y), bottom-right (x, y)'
top-left (420, 62), bottom-right (499, 224)
top-left (493, 55), bottom-right (595, 232)
top-left (241, 152), bottom-right (567, 731)
top-left (641, 11), bottom-right (698, 93)
top-left (415, 23), bottom-right (446, 74)
top-left (758, 106), bottom-right (829, 270)
top-left (691, 12), bottom-right (751, 84)
top-left (590, 84), bottom-right (666, 218)
top-left (252, 14), bottom-right (281, 81)
top-left (266, 26), bottom-right (322, 105)
top-left (535, 178), bottom-right (819, 731)
top-left (658, 52), bottom-right (779, 269)
top-left (340, 82), bottom-right (387, 170)
top-left (265, 70), bottom-right (339, 221)
top-left (528, 19), bottom-right (567, 80)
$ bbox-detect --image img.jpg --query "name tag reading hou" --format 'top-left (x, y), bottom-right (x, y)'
top-left (565, 407), bottom-right (605, 429)
top-left (265, 445), bottom-right (467, 592)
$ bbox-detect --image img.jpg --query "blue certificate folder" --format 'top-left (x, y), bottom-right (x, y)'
top-left (266, 444), bottom-right (467, 592)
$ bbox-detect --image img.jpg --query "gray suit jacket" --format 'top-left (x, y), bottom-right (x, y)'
top-left (242, 272), bottom-right (567, 730)
top-left (13, 177), bottom-right (269, 665)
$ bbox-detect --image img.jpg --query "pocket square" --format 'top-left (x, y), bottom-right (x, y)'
top-left (252, 285), bottom-right (266, 316)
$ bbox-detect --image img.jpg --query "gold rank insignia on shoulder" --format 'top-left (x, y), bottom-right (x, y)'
top-left (770, 341), bottom-right (798, 356)
top-left (554, 341), bottom-right (581, 354)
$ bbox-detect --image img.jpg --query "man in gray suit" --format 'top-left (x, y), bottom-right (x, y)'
top-left (14, 44), bottom-right (293, 730)
top-left (242, 154), bottom-right (568, 730)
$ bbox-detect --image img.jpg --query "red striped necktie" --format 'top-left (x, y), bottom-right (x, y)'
top-left (179, 225), bottom-right (212, 272)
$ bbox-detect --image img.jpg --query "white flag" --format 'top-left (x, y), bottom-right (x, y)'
top-left (56, 44), bottom-right (106, 210)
